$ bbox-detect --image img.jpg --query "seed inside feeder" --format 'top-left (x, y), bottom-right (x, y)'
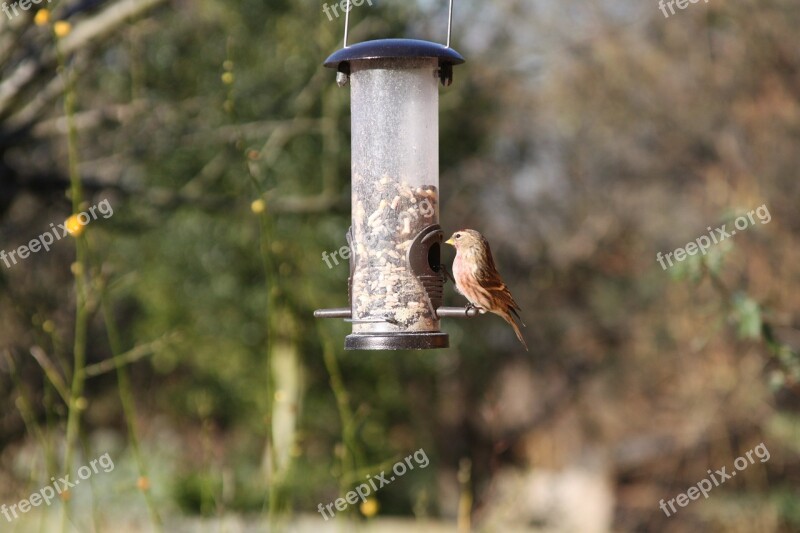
top-left (351, 177), bottom-right (439, 331)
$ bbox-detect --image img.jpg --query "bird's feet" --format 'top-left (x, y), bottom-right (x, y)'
top-left (465, 302), bottom-right (485, 314)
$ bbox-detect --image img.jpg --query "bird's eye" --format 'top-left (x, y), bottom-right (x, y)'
top-left (455, 234), bottom-right (461, 239)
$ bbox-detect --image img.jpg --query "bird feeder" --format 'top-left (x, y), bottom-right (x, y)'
top-left (314, 0), bottom-right (476, 350)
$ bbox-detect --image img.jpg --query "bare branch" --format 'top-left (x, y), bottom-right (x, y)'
top-left (0, 0), bottom-right (167, 119)
top-left (83, 332), bottom-right (180, 378)
top-left (59, 0), bottom-right (167, 56)
top-left (29, 346), bottom-right (70, 403)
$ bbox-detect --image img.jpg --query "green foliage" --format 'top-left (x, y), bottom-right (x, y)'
top-left (732, 293), bottom-right (762, 341)
top-left (772, 489), bottom-right (800, 528)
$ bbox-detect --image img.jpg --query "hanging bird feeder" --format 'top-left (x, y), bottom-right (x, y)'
top-left (314, 0), bottom-right (476, 350)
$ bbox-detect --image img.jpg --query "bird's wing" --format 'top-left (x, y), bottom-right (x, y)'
top-left (485, 278), bottom-right (522, 311)
top-left (477, 266), bottom-right (525, 326)
top-left (473, 238), bottom-right (526, 325)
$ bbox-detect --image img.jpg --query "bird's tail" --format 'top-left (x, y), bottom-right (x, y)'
top-left (510, 307), bottom-right (526, 328)
top-left (502, 312), bottom-right (528, 351)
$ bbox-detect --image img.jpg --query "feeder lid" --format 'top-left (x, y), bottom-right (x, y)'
top-left (324, 38), bottom-right (465, 69)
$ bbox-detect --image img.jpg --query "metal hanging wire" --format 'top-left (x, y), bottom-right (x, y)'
top-left (342, 0), bottom-right (456, 48)
top-left (446, 0), bottom-right (454, 48)
top-left (343, 0), bottom-right (351, 48)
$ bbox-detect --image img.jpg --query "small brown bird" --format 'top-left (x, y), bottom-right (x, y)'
top-left (445, 229), bottom-right (528, 351)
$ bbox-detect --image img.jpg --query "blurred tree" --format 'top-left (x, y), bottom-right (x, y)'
top-left (0, 0), bottom-right (798, 530)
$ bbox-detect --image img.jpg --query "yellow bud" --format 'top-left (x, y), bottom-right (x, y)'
top-left (53, 21), bottom-right (71, 38)
top-left (42, 320), bottom-right (55, 333)
top-left (221, 72), bottom-right (234, 85)
top-left (136, 476), bottom-right (150, 492)
top-left (65, 214), bottom-right (85, 236)
top-left (360, 498), bottom-right (379, 517)
top-left (251, 199), bottom-right (266, 214)
top-left (34, 9), bottom-right (50, 26)
top-left (70, 262), bottom-right (83, 276)
top-left (75, 397), bottom-right (88, 410)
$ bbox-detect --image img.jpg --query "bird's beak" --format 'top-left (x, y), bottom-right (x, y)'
top-left (445, 238), bottom-right (454, 246)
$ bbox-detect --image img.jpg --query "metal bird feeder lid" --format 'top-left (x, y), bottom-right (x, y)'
top-left (324, 39), bottom-right (465, 86)
top-left (314, 0), bottom-right (477, 351)
top-left (323, 39), bottom-right (465, 68)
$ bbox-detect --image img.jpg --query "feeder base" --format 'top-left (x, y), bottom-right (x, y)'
top-left (345, 332), bottom-right (448, 351)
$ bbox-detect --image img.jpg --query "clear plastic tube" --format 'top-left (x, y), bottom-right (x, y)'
top-left (349, 58), bottom-right (441, 333)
